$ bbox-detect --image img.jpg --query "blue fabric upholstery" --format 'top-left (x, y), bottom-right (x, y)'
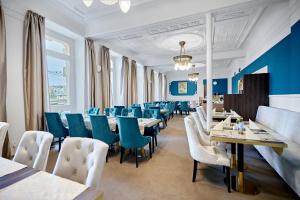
top-left (113, 106), bottom-right (125, 116)
top-left (88, 107), bottom-right (100, 115)
top-left (104, 108), bottom-right (112, 116)
top-left (65, 113), bottom-right (92, 138)
top-left (90, 115), bottom-right (119, 145)
top-left (143, 109), bottom-right (152, 118)
top-left (143, 103), bottom-right (154, 109)
top-left (121, 108), bottom-right (129, 116)
top-left (180, 101), bottom-right (190, 114)
top-left (132, 104), bottom-right (141, 107)
top-left (117, 117), bottom-right (151, 149)
top-left (45, 112), bottom-right (69, 138)
top-left (132, 107), bottom-right (143, 118)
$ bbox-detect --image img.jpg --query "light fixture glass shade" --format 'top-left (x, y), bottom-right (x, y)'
top-left (83, 0), bottom-right (94, 7)
top-left (188, 73), bottom-right (199, 82)
top-left (119, 0), bottom-right (131, 13)
top-left (173, 41), bottom-right (192, 71)
top-left (100, 0), bottom-right (118, 5)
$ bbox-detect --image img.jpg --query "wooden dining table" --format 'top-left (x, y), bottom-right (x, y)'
top-left (210, 123), bottom-right (287, 194)
top-left (0, 157), bottom-right (103, 200)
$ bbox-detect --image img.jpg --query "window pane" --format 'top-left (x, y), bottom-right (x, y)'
top-left (46, 36), bottom-right (70, 56)
top-left (47, 56), bottom-right (70, 106)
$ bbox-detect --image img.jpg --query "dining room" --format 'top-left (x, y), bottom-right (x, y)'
top-left (1, 0), bottom-right (300, 199)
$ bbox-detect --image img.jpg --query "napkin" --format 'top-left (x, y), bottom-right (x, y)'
top-left (213, 120), bottom-right (224, 131)
top-left (249, 119), bottom-right (260, 130)
top-left (212, 108), bottom-right (216, 115)
top-left (223, 116), bottom-right (231, 126)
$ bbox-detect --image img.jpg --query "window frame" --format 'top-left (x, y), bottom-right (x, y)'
top-left (45, 29), bottom-right (76, 112)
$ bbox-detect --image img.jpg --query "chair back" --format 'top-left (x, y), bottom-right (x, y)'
top-left (121, 108), bottom-right (129, 116)
top-left (132, 104), bottom-right (141, 107)
top-left (143, 109), bottom-right (152, 118)
top-left (113, 106), bottom-right (125, 116)
top-left (66, 114), bottom-right (92, 138)
top-left (196, 107), bottom-right (207, 130)
top-left (45, 112), bottom-right (68, 138)
top-left (180, 101), bottom-right (190, 112)
top-left (13, 131), bottom-right (53, 171)
top-left (90, 115), bottom-right (116, 145)
top-left (132, 107), bottom-right (142, 118)
top-left (0, 122), bottom-right (9, 157)
top-left (117, 117), bottom-right (143, 149)
top-left (53, 137), bottom-right (108, 189)
top-left (88, 107), bottom-right (100, 115)
top-left (104, 108), bottom-right (111, 116)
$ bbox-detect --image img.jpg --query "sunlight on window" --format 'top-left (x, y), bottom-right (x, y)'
top-left (46, 36), bottom-right (70, 56)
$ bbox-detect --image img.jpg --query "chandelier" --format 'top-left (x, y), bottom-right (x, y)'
top-left (173, 41), bottom-right (192, 71)
top-left (188, 65), bottom-right (199, 82)
top-left (83, 0), bottom-right (131, 13)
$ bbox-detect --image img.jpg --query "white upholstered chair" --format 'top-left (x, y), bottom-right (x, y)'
top-left (184, 116), bottom-right (231, 192)
top-left (0, 122), bottom-right (9, 157)
top-left (196, 106), bottom-right (207, 130)
top-left (13, 131), bottom-right (53, 171)
top-left (53, 137), bottom-right (109, 189)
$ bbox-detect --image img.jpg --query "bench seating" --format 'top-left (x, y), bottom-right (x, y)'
top-left (254, 106), bottom-right (300, 196)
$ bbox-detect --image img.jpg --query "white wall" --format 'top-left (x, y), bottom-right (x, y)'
top-left (229, 0), bottom-right (300, 112)
top-left (166, 66), bottom-right (231, 102)
top-left (2, 0), bottom-right (85, 154)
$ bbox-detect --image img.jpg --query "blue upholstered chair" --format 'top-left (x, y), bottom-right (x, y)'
top-left (143, 109), bottom-right (152, 119)
top-left (104, 108), bottom-right (112, 116)
top-left (143, 103), bottom-right (153, 109)
top-left (132, 104), bottom-right (141, 107)
top-left (90, 115), bottom-right (119, 161)
top-left (113, 106), bottom-right (125, 116)
top-left (149, 106), bottom-right (167, 128)
top-left (44, 112), bottom-right (69, 151)
top-left (180, 101), bottom-right (190, 115)
top-left (132, 107), bottom-right (143, 118)
top-left (117, 117), bottom-right (152, 168)
top-left (121, 108), bottom-right (129, 116)
top-left (88, 107), bottom-right (100, 115)
top-left (65, 113), bottom-right (92, 138)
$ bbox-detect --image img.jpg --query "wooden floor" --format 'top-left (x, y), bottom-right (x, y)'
top-left (47, 115), bottom-right (298, 200)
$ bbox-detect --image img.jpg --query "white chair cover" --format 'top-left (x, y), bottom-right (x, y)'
top-left (0, 122), bottom-right (9, 157)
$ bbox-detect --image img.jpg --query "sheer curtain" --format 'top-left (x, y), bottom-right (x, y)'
top-left (0, 4), bottom-right (6, 122)
top-left (100, 46), bottom-right (111, 111)
top-left (121, 56), bottom-right (129, 106)
top-left (162, 74), bottom-right (167, 101)
top-left (149, 70), bottom-right (155, 102)
top-left (130, 60), bottom-right (138, 105)
top-left (23, 11), bottom-right (48, 131)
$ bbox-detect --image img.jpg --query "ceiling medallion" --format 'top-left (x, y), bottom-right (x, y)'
top-left (83, 0), bottom-right (131, 13)
top-left (173, 41), bottom-right (192, 71)
top-left (188, 65), bottom-right (199, 82)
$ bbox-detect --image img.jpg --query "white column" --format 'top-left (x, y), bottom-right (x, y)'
top-left (206, 12), bottom-right (213, 130)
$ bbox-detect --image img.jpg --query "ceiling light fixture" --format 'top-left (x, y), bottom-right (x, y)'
top-left (173, 41), bottom-right (192, 71)
top-left (83, 0), bottom-right (94, 7)
top-left (119, 0), bottom-right (131, 13)
top-left (83, 0), bottom-right (131, 13)
top-left (188, 65), bottom-right (199, 82)
top-left (100, 0), bottom-right (118, 5)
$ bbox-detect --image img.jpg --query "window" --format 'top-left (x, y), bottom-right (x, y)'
top-left (46, 32), bottom-right (74, 111)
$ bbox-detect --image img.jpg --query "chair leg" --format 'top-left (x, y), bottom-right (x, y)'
top-left (226, 166), bottom-right (231, 193)
top-left (120, 147), bottom-right (124, 164)
top-left (155, 135), bottom-right (158, 147)
top-left (135, 148), bottom-right (138, 168)
top-left (152, 137), bottom-right (155, 153)
top-left (106, 154), bottom-right (108, 163)
top-left (192, 160), bottom-right (198, 182)
top-left (58, 137), bottom-right (61, 151)
top-left (149, 142), bottom-right (152, 159)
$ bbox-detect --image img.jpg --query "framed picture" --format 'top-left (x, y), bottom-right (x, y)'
top-left (178, 81), bottom-right (188, 94)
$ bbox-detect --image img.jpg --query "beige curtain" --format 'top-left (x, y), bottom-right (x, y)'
top-left (121, 56), bottom-right (129, 106)
top-left (163, 74), bottom-right (168, 101)
top-left (0, 4), bottom-right (6, 122)
top-left (130, 60), bottom-right (138, 105)
top-left (85, 39), bottom-right (101, 109)
top-left (144, 66), bottom-right (149, 102)
top-left (149, 70), bottom-right (155, 102)
top-left (100, 46), bottom-right (111, 111)
top-left (158, 73), bottom-right (162, 101)
top-left (23, 11), bottom-right (48, 131)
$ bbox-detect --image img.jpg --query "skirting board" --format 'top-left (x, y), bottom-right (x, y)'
top-left (269, 94), bottom-right (300, 112)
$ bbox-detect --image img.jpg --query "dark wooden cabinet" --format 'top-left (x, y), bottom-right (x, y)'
top-left (224, 73), bottom-right (269, 121)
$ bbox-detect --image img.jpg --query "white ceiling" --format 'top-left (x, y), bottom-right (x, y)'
top-left (50, 0), bottom-right (284, 72)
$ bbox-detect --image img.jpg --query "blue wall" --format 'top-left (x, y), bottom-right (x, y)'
top-left (203, 78), bottom-right (228, 95)
top-left (169, 80), bottom-right (197, 96)
top-left (232, 20), bottom-right (300, 94)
